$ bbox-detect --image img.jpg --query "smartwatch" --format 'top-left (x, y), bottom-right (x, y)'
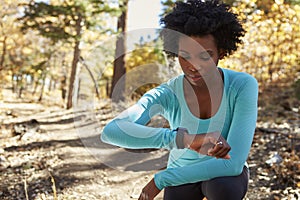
top-left (175, 127), bottom-right (188, 149)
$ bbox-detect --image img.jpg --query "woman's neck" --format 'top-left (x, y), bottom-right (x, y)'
top-left (185, 68), bottom-right (224, 95)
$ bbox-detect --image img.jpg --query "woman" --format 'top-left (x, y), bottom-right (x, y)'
top-left (101, 0), bottom-right (258, 199)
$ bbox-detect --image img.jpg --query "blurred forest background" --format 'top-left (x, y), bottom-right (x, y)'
top-left (0, 0), bottom-right (299, 106)
top-left (0, 0), bottom-right (300, 199)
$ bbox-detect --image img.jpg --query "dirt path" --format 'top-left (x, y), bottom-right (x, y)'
top-left (0, 101), bottom-right (167, 200)
top-left (0, 99), bottom-right (299, 199)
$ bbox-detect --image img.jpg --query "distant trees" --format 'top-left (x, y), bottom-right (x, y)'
top-left (159, 0), bottom-right (300, 89)
top-left (0, 0), bottom-right (49, 99)
top-left (125, 39), bottom-right (167, 99)
top-left (19, 0), bottom-right (119, 108)
top-left (0, 0), bottom-right (299, 105)
top-left (221, 0), bottom-right (300, 87)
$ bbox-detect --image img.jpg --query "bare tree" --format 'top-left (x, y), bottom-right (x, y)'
top-left (110, 0), bottom-right (128, 102)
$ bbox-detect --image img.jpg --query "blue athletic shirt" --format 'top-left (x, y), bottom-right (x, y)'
top-left (101, 68), bottom-right (258, 190)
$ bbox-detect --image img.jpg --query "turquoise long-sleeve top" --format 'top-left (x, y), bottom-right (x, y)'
top-left (101, 68), bottom-right (258, 190)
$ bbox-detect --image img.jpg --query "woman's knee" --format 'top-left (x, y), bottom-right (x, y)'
top-left (164, 183), bottom-right (204, 200)
top-left (201, 168), bottom-right (249, 200)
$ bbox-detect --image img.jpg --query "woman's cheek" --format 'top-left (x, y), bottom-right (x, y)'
top-left (179, 58), bottom-right (191, 70)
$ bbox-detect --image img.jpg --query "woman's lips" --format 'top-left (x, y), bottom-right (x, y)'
top-left (187, 74), bottom-right (202, 82)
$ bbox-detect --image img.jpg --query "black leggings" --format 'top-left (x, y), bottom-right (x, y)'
top-left (164, 166), bottom-right (249, 200)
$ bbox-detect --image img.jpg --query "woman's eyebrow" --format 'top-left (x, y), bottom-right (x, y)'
top-left (179, 49), bottom-right (213, 54)
top-left (178, 50), bottom-right (189, 53)
top-left (203, 50), bottom-right (214, 55)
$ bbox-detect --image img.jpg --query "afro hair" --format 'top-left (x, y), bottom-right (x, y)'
top-left (160, 0), bottom-right (245, 57)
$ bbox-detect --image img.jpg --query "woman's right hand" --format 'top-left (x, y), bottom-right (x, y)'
top-left (184, 132), bottom-right (231, 159)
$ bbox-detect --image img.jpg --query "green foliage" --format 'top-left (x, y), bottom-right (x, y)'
top-left (18, 0), bottom-right (119, 43)
top-left (160, 0), bottom-right (184, 17)
top-left (19, 2), bottom-right (73, 42)
top-left (15, 0), bottom-right (120, 106)
top-left (126, 40), bottom-right (166, 71)
top-left (285, 0), bottom-right (300, 5)
top-left (223, 0), bottom-right (236, 6)
top-left (125, 39), bottom-right (167, 99)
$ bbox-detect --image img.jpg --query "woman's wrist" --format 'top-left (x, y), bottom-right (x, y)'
top-left (188, 134), bottom-right (205, 151)
top-left (175, 128), bottom-right (206, 150)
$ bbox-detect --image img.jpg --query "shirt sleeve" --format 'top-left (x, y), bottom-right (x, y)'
top-left (101, 85), bottom-right (179, 150)
top-left (154, 75), bottom-right (258, 190)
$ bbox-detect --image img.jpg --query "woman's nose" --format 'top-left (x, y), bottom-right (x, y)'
top-left (188, 58), bottom-right (203, 71)
top-left (188, 63), bottom-right (202, 72)
top-left (188, 65), bottom-right (196, 72)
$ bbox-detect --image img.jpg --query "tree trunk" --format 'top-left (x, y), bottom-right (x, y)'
top-left (61, 74), bottom-right (67, 100)
top-left (66, 14), bottom-right (82, 109)
top-left (48, 76), bottom-right (53, 92)
top-left (12, 73), bottom-right (15, 93)
top-left (38, 73), bottom-right (46, 102)
top-left (32, 77), bottom-right (39, 96)
top-left (110, 0), bottom-right (128, 102)
top-left (79, 57), bottom-right (100, 99)
top-left (0, 36), bottom-right (7, 71)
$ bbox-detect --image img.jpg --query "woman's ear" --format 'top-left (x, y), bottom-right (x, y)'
top-left (218, 49), bottom-right (226, 60)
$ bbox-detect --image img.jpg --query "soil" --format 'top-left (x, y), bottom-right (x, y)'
top-left (0, 87), bottom-right (299, 200)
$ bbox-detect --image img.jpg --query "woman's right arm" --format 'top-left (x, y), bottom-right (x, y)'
top-left (101, 86), bottom-right (179, 150)
top-left (101, 85), bottom-right (231, 154)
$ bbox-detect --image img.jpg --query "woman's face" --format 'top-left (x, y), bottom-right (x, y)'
top-left (178, 34), bottom-right (222, 86)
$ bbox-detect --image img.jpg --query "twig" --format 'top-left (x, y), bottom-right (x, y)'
top-left (23, 178), bottom-right (29, 200)
top-left (48, 170), bottom-right (58, 200)
top-left (256, 127), bottom-right (281, 134)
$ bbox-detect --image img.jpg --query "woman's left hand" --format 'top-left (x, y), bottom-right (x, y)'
top-left (138, 178), bottom-right (161, 200)
top-left (187, 132), bottom-right (231, 159)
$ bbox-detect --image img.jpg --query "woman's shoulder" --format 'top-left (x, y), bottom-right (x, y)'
top-left (138, 75), bottom-right (183, 107)
top-left (142, 74), bottom-right (183, 98)
top-left (223, 68), bottom-right (257, 86)
top-left (164, 74), bottom-right (184, 88)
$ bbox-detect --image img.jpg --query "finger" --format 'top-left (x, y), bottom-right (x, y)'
top-left (224, 154), bottom-right (231, 159)
top-left (142, 191), bottom-right (149, 200)
top-left (208, 141), bottom-right (230, 157)
top-left (214, 147), bottom-right (230, 158)
top-left (138, 192), bottom-right (145, 200)
top-left (215, 142), bottom-right (230, 155)
top-left (207, 142), bottom-right (223, 156)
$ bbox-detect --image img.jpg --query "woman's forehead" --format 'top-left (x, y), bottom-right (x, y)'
top-left (178, 34), bottom-right (217, 52)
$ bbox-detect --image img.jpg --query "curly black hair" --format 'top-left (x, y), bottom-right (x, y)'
top-left (160, 0), bottom-right (245, 57)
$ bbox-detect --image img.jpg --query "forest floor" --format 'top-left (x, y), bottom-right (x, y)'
top-left (0, 85), bottom-right (300, 200)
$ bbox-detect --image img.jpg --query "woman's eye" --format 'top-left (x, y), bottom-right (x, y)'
top-left (199, 52), bottom-right (211, 61)
top-left (179, 55), bottom-right (190, 60)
